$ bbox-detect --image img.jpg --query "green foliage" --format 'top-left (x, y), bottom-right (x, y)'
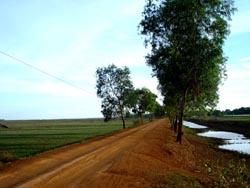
top-left (96, 64), bottom-right (134, 127)
top-left (154, 102), bottom-right (166, 118)
top-left (140, 0), bottom-right (235, 104)
top-left (130, 88), bottom-right (158, 120)
top-left (197, 107), bottom-right (250, 118)
top-left (211, 110), bottom-right (224, 117)
top-left (140, 0), bottom-right (235, 142)
top-left (224, 107), bottom-right (250, 115)
top-left (185, 105), bottom-right (209, 118)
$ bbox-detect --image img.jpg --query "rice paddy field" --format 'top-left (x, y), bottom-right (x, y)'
top-left (0, 118), bottom-right (135, 162)
top-left (208, 115), bottom-right (250, 121)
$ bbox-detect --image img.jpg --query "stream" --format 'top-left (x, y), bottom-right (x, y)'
top-left (184, 121), bottom-right (250, 155)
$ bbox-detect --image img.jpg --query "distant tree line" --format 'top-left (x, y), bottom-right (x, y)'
top-left (211, 107), bottom-right (250, 116)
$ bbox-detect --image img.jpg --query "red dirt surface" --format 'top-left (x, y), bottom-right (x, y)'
top-left (0, 119), bottom-right (206, 188)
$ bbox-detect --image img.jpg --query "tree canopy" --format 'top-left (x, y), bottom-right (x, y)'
top-left (96, 64), bottom-right (134, 128)
top-left (140, 0), bottom-right (235, 143)
top-left (130, 87), bottom-right (158, 123)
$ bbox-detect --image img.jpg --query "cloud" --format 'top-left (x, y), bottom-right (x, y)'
top-left (227, 57), bottom-right (250, 79)
top-left (0, 76), bottom-right (95, 97)
top-left (218, 79), bottom-right (250, 110)
top-left (229, 68), bottom-right (250, 80)
top-left (230, 5), bottom-right (250, 35)
top-left (218, 57), bottom-right (250, 110)
top-left (103, 48), bottom-right (148, 68)
top-left (240, 57), bottom-right (250, 63)
top-left (121, 0), bottom-right (145, 17)
top-left (0, 0), bottom-right (156, 119)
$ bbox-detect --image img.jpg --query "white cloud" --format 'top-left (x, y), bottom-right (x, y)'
top-left (229, 68), bottom-right (250, 80)
top-left (29, 82), bottom-right (95, 97)
top-left (121, 0), bottom-right (145, 17)
top-left (105, 48), bottom-right (148, 68)
top-left (218, 80), bottom-right (250, 110)
top-left (240, 57), bottom-right (250, 63)
top-left (218, 58), bottom-right (250, 110)
top-left (239, 57), bottom-right (250, 70)
top-left (230, 8), bottom-right (250, 35)
top-left (0, 76), bottom-right (95, 97)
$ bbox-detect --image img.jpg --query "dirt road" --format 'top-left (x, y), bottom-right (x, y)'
top-left (0, 119), bottom-right (200, 188)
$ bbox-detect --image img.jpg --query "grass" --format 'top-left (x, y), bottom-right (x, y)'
top-left (164, 172), bottom-right (202, 188)
top-left (0, 118), bottom-right (136, 162)
top-left (183, 126), bottom-right (250, 187)
top-left (205, 115), bottom-right (250, 121)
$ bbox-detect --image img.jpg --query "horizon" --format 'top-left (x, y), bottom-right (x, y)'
top-left (2, 107), bottom-right (250, 121)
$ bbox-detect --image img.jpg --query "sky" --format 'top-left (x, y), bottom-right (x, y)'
top-left (0, 0), bottom-right (249, 120)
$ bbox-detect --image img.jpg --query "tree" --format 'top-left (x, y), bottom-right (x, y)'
top-left (164, 93), bottom-right (179, 132)
top-left (130, 88), bottom-right (157, 123)
top-left (140, 0), bottom-right (235, 143)
top-left (154, 102), bottom-right (166, 118)
top-left (96, 64), bottom-right (134, 129)
top-left (223, 107), bottom-right (250, 115)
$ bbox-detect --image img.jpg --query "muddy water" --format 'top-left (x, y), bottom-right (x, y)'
top-left (184, 121), bottom-right (250, 155)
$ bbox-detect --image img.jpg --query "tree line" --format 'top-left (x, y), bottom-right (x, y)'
top-left (212, 107), bottom-right (250, 116)
top-left (139, 0), bottom-right (235, 143)
top-left (96, 0), bottom-right (235, 144)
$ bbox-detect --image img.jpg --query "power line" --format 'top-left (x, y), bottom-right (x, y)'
top-left (0, 50), bottom-right (95, 96)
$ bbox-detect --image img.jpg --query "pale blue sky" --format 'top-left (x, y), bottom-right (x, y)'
top-left (0, 0), bottom-right (249, 120)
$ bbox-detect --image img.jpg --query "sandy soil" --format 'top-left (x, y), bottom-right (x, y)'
top-left (0, 119), bottom-right (203, 188)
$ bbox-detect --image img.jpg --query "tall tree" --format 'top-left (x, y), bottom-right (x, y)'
top-left (96, 64), bottom-right (134, 129)
top-left (140, 0), bottom-right (235, 143)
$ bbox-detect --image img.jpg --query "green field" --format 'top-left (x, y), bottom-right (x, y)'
top-left (0, 119), bottom-right (135, 162)
top-left (207, 115), bottom-right (250, 121)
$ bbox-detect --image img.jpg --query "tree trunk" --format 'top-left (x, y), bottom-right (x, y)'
top-left (174, 115), bottom-right (178, 133)
top-left (170, 117), bottom-right (174, 130)
top-left (139, 112), bottom-right (143, 125)
top-left (120, 105), bottom-right (125, 129)
top-left (176, 89), bottom-right (187, 144)
top-left (121, 116), bottom-right (126, 129)
top-left (176, 107), bottom-right (184, 143)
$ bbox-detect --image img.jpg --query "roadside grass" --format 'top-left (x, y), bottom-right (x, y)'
top-left (184, 126), bottom-right (250, 187)
top-left (163, 172), bottom-right (202, 188)
top-left (0, 118), bottom-right (136, 162)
